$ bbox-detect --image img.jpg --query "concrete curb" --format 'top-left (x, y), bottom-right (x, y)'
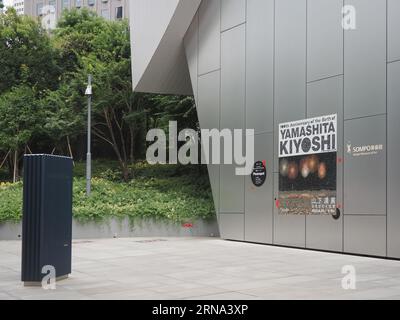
top-left (0, 218), bottom-right (220, 241)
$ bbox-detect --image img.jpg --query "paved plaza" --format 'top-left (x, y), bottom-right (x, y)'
top-left (1, 237), bottom-right (400, 300)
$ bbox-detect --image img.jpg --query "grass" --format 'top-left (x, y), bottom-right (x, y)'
top-left (0, 161), bottom-right (216, 224)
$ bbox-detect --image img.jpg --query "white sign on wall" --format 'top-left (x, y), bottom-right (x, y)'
top-left (279, 114), bottom-right (337, 158)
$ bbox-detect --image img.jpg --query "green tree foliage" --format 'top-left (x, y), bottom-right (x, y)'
top-left (0, 8), bottom-right (201, 183)
top-left (53, 9), bottom-right (143, 180)
top-left (0, 86), bottom-right (45, 180)
top-left (55, 9), bottom-right (106, 74)
top-left (148, 95), bottom-right (198, 133)
top-left (0, 9), bottom-right (60, 180)
top-left (0, 7), bottom-right (214, 225)
top-left (0, 86), bottom-right (44, 149)
top-left (41, 83), bottom-right (85, 155)
top-left (0, 8), bottom-right (60, 93)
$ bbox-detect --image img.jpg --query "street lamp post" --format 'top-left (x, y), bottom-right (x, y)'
top-left (85, 75), bottom-right (93, 196)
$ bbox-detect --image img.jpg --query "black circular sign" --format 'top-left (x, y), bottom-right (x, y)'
top-left (251, 161), bottom-right (267, 187)
top-left (332, 208), bottom-right (341, 220)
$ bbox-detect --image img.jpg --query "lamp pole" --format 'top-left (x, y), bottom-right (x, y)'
top-left (86, 75), bottom-right (92, 196)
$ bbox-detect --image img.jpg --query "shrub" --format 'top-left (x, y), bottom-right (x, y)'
top-left (0, 162), bottom-right (216, 224)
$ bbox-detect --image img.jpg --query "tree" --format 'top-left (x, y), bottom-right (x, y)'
top-left (84, 27), bottom-right (147, 181)
top-left (54, 8), bottom-right (106, 76)
top-left (0, 8), bottom-right (202, 182)
top-left (0, 8), bottom-right (60, 93)
top-left (0, 9), bottom-right (60, 181)
top-left (0, 86), bottom-right (45, 181)
top-left (147, 95), bottom-right (203, 170)
top-left (148, 95), bottom-right (198, 133)
top-left (54, 9), bottom-right (148, 181)
top-left (41, 83), bottom-right (86, 158)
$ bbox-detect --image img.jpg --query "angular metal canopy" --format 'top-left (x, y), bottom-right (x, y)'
top-left (130, 0), bottom-right (201, 95)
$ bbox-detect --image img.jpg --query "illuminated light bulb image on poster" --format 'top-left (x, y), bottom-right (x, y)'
top-left (278, 114), bottom-right (337, 216)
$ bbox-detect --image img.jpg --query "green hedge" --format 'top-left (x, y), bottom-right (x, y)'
top-left (0, 181), bottom-right (23, 223)
top-left (0, 162), bottom-right (216, 224)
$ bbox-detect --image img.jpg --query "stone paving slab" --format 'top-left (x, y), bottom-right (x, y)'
top-left (0, 237), bottom-right (399, 300)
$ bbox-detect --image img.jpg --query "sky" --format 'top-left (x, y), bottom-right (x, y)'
top-left (3, 0), bottom-right (13, 7)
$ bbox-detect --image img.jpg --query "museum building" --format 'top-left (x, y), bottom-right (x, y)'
top-left (130, 0), bottom-right (400, 259)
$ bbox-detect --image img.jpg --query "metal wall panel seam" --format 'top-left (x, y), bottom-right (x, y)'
top-left (198, 68), bottom-right (221, 78)
top-left (243, 0), bottom-right (247, 240)
top-left (221, 21), bottom-right (246, 34)
top-left (305, 0), bottom-right (308, 247)
top-left (345, 214), bottom-right (388, 217)
top-left (307, 74), bottom-right (344, 85)
top-left (218, 0), bottom-right (222, 220)
top-left (344, 113), bottom-right (388, 122)
top-left (254, 131), bottom-right (274, 136)
top-left (272, 0), bottom-right (276, 243)
top-left (386, 0), bottom-right (389, 257)
top-left (342, 0), bottom-right (345, 253)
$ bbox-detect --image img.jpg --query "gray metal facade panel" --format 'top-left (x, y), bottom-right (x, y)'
top-left (219, 213), bottom-right (245, 241)
top-left (307, 0), bottom-right (343, 82)
top-left (307, 76), bottom-right (343, 120)
top-left (344, 115), bottom-right (387, 215)
top-left (388, 0), bottom-right (400, 62)
top-left (221, 0), bottom-right (246, 32)
top-left (220, 164), bottom-right (245, 214)
top-left (184, 13), bottom-right (199, 101)
top-left (306, 215), bottom-right (343, 252)
top-left (197, 71), bottom-right (221, 131)
top-left (244, 133), bottom-right (274, 244)
top-left (273, 173), bottom-right (306, 248)
top-left (307, 76), bottom-right (344, 165)
top-left (344, 0), bottom-right (387, 119)
top-left (344, 215), bottom-right (387, 257)
top-left (274, 0), bottom-right (307, 122)
top-left (207, 163), bottom-right (220, 218)
top-left (274, 0), bottom-right (307, 173)
top-left (198, 0), bottom-right (221, 75)
top-left (220, 23), bottom-right (245, 216)
top-left (306, 76), bottom-right (344, 252)
top-left (246, 0), bottom-right (274, 134)
top-left (387, 61), bottom-right (400, 258)
top-left (181, 0), bottom-right (397, 258)
top-left (197, 72), bottom-right (221, 215)
top-left (221, 24), bottom-right (246, 130)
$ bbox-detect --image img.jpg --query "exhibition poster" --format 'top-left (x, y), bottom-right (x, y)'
top-left (278, 114), bottom-right (337, 216)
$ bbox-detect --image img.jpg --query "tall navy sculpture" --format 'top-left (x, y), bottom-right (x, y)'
top-left (21, 155), bottom-right (73, 285)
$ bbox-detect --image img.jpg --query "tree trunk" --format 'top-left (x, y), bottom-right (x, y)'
top-left (104, 109), bottom-right (130, 182)
top-left (0, 150), bottom-right (10, 171)
top-left (7, 156), bottom-right (12, 179)
top-left (66, 136), bottom-right (75, 166)
top-left (129, 125), bottom-right (135, 164)
top-left (13, 149), bottom-right (18, 183)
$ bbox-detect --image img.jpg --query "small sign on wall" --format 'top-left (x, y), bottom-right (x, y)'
top-left (251, 161), bottom-right (267, 187)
